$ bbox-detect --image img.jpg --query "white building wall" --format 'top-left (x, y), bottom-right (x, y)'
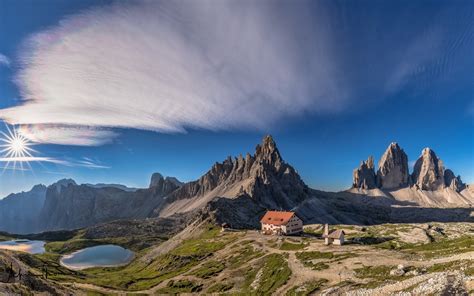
top-left (261, 215), bottom-right (303, 235)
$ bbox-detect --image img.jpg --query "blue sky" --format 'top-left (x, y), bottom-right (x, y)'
top-left (0, 0), bottom-right (473, 197)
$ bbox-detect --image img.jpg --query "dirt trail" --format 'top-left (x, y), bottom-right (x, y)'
top-left (275, 252), bottom-right (317, 295)
top-left (20, 230), bottom-right (474, 295)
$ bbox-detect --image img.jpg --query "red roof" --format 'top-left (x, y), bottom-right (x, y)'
top-left (260, 211), bottom-right (296, 226)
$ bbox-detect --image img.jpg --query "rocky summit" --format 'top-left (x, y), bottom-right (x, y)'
top-left (352, 156), bottom-right (377, 189)
top-left (376, 142), bottom-right (410, 189)
top-left (156, 135), bottom-right (311, 216)
top-left (411, 148), bottom-right (446, 190)
top-left (149, 172), bottom-right (183, 195)
top-left (411, 148), bottom-right (465, 191)
top-left (353, 144), bottom-right (466, 193)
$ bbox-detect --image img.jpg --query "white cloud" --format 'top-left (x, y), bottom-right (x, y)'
top-left (0, 156), bottom-right (69, 165)
top-left (0, 156), bottom-right (109, 169)
top-left (0, 1), bottom-right (464, 146)
top-left (0, 53), bottom-right (10, 67)
top-left (18, 125), bottom-right (117, 146)
top-left (0, 1), bottom-right (342, 145)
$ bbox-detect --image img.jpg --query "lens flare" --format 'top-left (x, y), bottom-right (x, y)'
top-left (0, 125), bottom-right (36, 171)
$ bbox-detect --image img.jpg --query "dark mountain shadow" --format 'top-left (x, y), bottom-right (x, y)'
top-left (288, 189), bottom-right (472, 225)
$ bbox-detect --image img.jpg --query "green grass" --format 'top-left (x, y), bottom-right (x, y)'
top-left (296, 251), bottom-right (335, 261)
top-left (16, 252), bottom-right (83, 282)
top-left (303, 227), bottom-right (323, 235)
top-left (354, 265), bottom-right (393, 280)
top-left (253, 254), bottom-right (292, 294)
top-left (18, 224), bottom-right (236, 291)
top-left (295, 251), bottom-right (335, 270)
top-left (227, 244), bottom-right (264, 269)
top-left (155, 279), bottom-right (203, 294)
top-left (207, 282), bottom-right (234, 293)
top-left (354, 264), bottom-right (415, 288)
top-left (285, 279), bottom-right (328, 296)
top-left (280, 241), bottom-right (307, 251)
top-left (402, 236), bottom-right (474, 258)
top-left (189, 260), bottom-right (225, 278)
top-left (0, 232), bottom-right (13, 241)
top-left (45, 239), bottom-right (103, 254)
top-left (427, 260), bottom-right (474, 275)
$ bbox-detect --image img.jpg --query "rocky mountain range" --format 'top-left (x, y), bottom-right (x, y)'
top-left (352, 142), bottom-right (472, 207)
top-left (0, 136), bottom-right (472, 234)
top-left (0, 184), bottom-right (47, 233)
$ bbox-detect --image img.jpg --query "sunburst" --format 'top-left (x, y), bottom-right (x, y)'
top-left (0, 125), bottom-right (36, 171)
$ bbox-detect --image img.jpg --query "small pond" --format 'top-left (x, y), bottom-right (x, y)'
top-left (0, 240), bottom-right (45, 254)
top-left (60, 244), bottom-right (134, 270)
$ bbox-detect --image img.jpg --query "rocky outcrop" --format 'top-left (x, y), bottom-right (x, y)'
top-left (51, 179), bottom-right (76, 193)
top-left (149, 173), bottom-right (183, 195)
top-left (411, 148), bottom-right (446, 191)
top-left (376, 143), bottom-right (410, 189)
top-left (444, 169), bottom-right (465, 192)
top-left (352, 156), bottom-right (377, 189)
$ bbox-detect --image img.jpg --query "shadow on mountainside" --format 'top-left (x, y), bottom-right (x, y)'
top-left (302, 190), bottom-right (474, 225)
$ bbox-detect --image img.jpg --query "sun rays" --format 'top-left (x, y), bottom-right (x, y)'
top-left (0, 125), bottom-right (36, 171)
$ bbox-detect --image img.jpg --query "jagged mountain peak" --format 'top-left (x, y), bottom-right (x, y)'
top-left (49, 178), bottom-right (77, 193)
top-left (149, 172), bottom-right (183, 196)
top-left (421, 147), bottom-right (436, 157)
top-left (377, 142), bottom-right (410, 189)
top-left (149, 173), bottom-right (164, 187)
top-left (412, 147), bottom-right (445, 191)
top-left (31, 184), bottom-right (47, 191)
top-left (255, 134), bottom-right (283, 168)
top-left (353, 156), bottom-right (377, 189)
top-left (158, 135), bottom-right (309, 215)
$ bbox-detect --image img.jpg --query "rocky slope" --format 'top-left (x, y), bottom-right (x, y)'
top-left (154, 135), bottom-right (311, 218)
top-left (0, 184), bottom-right (47, 234)
top-left (37, 174), bottom-right (182, 231)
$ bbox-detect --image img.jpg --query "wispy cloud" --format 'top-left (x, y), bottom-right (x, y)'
top-left (0, 165), bottom-right (31, 171)
top-left (0, 156), bottom-right (69, 164)
top-left (18, 125), bottom-right (117, 146)
top-left (0, 53), bottom-right (10, 67)
top-left (0, 0), bottom-right (471, 146)
top-left (0, 1), bottom-right (340, 145)
top-left (0, 156), bottom-right (109, 169)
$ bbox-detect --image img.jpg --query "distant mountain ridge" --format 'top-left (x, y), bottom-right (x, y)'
top-left (84, 183), bottom-right (139, 192)
top-left (351, 142), bottom-right (472, 207)
top-left (0, 184), bottom-right (47, 233)
top-left (0, 136), bottom-right (472, 234)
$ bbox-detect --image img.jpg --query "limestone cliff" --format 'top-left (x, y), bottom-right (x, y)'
top-left (376, 143), bottom-right (410, 189)
top-left (352, 156), bottom-right (377, 189)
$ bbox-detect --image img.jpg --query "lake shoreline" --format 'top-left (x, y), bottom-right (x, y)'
top-left (59, 244), bottom-right (135, 271)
